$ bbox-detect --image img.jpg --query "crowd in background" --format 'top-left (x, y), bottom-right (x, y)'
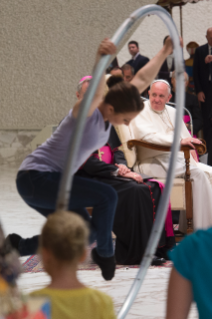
top-left (107, 28), bottom-right (212, 167)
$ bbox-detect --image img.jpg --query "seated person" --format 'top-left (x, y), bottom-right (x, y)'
top-left (31, 211), bottom-right (116, 319)
top-left (130, 79), bottom-right (212, 231)
top-left (170, 71), bottom-right (203, 137)
top-left (76, 124), bottom-right (175, 265)
top-left (166, 227), bottom-right (212, 319)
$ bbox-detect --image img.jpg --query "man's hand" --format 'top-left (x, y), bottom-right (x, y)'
top-left (181, 137), bottom-right (202, 149)
top-left (97, 38), bottom-right (116, 57)
top-left (205, 55), bottom-right (212, 64)
top-left (121, 171), bottom-right (143, 183)
top-left (185, 123), bottom-right (191, 131)
top-left (163, 36), bottom-right (183, 56)
top-left (115, 163), bottom-right (130, 175)
top-left (190, 150), bottom-right (199, 162)
top-left (197, 91), bottom-right (205, 102)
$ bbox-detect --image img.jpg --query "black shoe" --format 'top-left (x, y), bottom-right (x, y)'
top-left (151, 256), bottom-right (166, 266)
top-left (91, 248), bottom-right (116, 281)
top-left (5, 234), bottom-right (22, 252)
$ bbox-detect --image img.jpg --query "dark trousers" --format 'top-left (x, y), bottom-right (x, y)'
top-left (201, 85), bottom-right (212, 166)
top-left (16, 170), bottom-right (118, 257)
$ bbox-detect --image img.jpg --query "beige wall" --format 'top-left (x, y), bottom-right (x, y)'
top-left (0, 0), bottom-right (155, 129)
top-left (2, 1), bottom-right (211, 130)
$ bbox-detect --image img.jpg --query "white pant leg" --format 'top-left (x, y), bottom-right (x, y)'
top-left (189, 166), bottom-right (212, 230)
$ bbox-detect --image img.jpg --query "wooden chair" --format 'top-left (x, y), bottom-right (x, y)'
top-left (127, 138), bottom-right (207, 239)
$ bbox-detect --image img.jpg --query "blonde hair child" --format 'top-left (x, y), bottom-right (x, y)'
top-left (31, 211), bottom-right (116, 319)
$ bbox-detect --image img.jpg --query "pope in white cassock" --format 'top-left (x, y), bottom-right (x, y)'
top-left (130, 79), bottom-right (212, 231)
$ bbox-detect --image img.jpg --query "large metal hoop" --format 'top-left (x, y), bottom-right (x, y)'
top-left (56, 4), bottom-right (185, 319)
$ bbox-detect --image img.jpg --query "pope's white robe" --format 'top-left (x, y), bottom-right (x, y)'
top-left (130, 100), bottom-right (212, 231)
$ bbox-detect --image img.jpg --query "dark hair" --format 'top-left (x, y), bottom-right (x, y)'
top-left (106, 75), bottom-right (123, 88)
top-left (121, 64), bottom-right (134, 75)
top-left (105, 75), bottom-right (143, 113)
top-left (128, 40), bottom-right (139, 48)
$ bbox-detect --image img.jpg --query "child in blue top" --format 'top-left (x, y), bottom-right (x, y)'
top-left (166, 227), bottom-right (212, 319)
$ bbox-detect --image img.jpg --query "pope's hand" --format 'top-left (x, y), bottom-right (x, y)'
top-left (181, 137), bottom-right (202, 149)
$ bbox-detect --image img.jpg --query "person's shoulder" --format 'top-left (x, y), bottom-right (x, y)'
top-left (141, 54), bottom-right (149, 61)
top-left (173, 227), bottom-right (212, 256)
top-left (88, 108), bottom-right (103, 123)
top-left (141, 100), bottom-right (150, 113)
top-left (193, 227), bottom-right (212, 245)
top-left (136, 54), bottom-right (149, 63)
top-left (87, 288), bottom-right (114, 308)
top-left (143, 99), bottom-right (149, 107)
top-left (125, 59), bottom-right (133, 65)
top-left (195, 43), bottom-right (208, 54)
top-left (88, 287), bottom-right (112, 301)
top-left (166, 104), bottom-right (176, 115)
top-left (134, 100), bottom-right (149, 120)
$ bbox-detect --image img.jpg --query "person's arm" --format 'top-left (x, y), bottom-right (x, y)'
top-left (81, 155), bottom-right (118, 177)
top-left (113, 149), bottom-right (128, 166)
top-left (72, 38), bottom-right (116, 118)
top-left (166, 267), bottom-right (193, 319)
top-left (131, 37), bottom-right (182, 94)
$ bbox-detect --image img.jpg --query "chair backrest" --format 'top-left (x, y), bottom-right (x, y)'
top-left (114, 124), bottom-right (137, 168)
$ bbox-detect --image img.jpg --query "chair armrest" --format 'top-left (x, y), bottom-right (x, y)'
top-left (127, 139), bottom-right (206, 156)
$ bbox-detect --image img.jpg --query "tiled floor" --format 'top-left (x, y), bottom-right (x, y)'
top-left (0, 166), bottom-right (198, 318)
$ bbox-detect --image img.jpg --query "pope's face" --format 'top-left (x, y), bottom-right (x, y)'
top-left (148, 82), bottom-right (172, 112)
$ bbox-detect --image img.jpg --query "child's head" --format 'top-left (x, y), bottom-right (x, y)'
top-left (40, 211), bottom-right (89, 271)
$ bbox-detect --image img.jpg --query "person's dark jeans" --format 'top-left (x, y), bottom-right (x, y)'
top-left (16, 170), bottom-right (118, 258)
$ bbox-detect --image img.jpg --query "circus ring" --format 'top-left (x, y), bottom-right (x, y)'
top-left (56, 4), bottom-right (185, 319)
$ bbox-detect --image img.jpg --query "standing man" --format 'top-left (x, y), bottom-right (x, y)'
top-left (193, 27), bottom-right (212, 166)
top-left (125, 40), bottom-right (149, 74)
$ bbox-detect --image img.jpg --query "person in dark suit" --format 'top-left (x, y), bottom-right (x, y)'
top-left (193, 27), bottom-right (212, 166)
top-left (125, 40), bottom-right (149, 74)
top-left (171, 71), bottom-right (203, 136)
top-left (158, 36), bottom-right (175, 86)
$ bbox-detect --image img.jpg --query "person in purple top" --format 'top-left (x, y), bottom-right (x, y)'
top-left (7, 37), bottom-right (179, 281)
